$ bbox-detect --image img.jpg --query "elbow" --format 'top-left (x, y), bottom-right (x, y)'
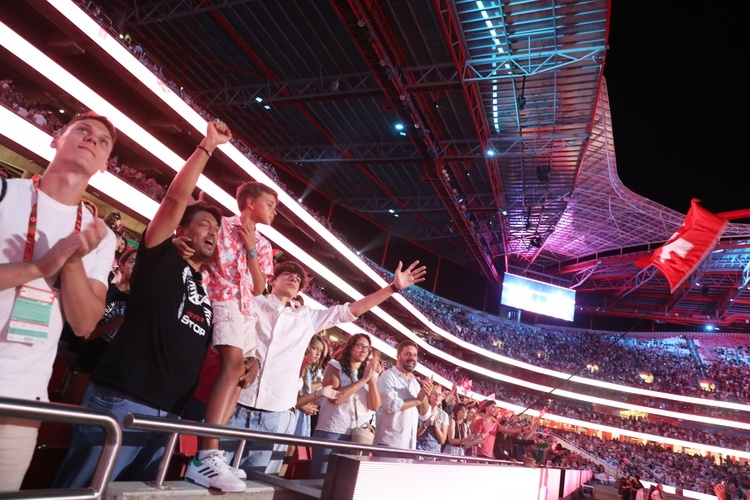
top-left (70, 320), bottom-right (96, 340)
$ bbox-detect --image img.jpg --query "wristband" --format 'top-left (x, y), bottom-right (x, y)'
top-left (389, 283), bottom-right (399, 294)
top-left (196, 145), bottom-right (212, 157)
top-left (247, 248), bottom-right (257, 259)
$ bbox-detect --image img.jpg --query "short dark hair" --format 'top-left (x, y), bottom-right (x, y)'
top-left (236, 181), bottom-right (278, 211)
top-left (272, 261), bottom-right (309, 290)
top-left (396, 339), bottom-right (417, 355)
top-left (179, 202), bottom-right (222, 228)
top-left (67, 111), bottom-right (117, 146)
top-left (481, 400), bottom-right (497, 413)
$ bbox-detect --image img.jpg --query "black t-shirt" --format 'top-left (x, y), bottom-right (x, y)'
top-left (73, 283), bottom-right (128, 373)
top-left (92, 238), bottom-right (213, 413)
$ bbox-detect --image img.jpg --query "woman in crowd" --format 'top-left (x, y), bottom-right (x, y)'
top-left (293, 334), bottom-right (329, 437)
top-left (442, 402), bottom-right (481, 457)
top-left (309, 334), bottom-right (382, 479)
top-left (416, 386), bottom-right (449, 457)
top-left (464, 403), bottom-right (480, 457)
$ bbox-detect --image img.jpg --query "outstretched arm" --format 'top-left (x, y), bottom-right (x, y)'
top-left (144, 120), bottom-right (231, 248)
top-left (348, 260), bottom-right (426, 317)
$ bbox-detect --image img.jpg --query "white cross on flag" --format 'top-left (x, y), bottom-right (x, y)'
top-left (635, 198), bottom-right (727, 293)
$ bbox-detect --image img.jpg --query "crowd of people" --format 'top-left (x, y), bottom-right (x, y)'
top-left (397, 279), bottom-right (750, 404)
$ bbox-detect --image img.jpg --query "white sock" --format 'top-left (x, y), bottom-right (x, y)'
top-left (197, 449), bottom-right (219, 461)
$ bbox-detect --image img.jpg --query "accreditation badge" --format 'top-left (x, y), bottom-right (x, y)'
top-left (8, 284), bottom-right (56, 344)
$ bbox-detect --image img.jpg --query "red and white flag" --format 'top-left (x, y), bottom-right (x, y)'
top-left (635, 198), bottom-right (727, 293)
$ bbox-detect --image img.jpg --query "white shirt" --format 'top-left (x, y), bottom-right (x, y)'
top-left (374, 366), bottom-right (422, 449)
top-left (238, 293), bottom-right (357, 412)
top-left (0, 179), bottom-right (115, 401)
top-left (315, 359), bottom-right (371, 434)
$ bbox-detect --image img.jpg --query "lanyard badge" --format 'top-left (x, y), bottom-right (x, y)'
top-left (8, 285), bottom-right (55, 343)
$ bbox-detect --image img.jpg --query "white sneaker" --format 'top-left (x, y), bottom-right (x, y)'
top-left (185, 450), bottom-right (246, 493)
top-left (228, 463), bottom-right (247, 480)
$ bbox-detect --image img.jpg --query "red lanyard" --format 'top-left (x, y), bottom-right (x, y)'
top-left (23, 174), bottom-right (84, 262)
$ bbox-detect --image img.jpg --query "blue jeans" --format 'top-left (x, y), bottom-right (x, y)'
top-left (220, 405), bottom-right (295, 476)
top-left (52, 383), bottom-right (177, 487)
top-left (416, 438), bottom-right (442, 460)
top-left (309, 429), bottom-right (350, 479)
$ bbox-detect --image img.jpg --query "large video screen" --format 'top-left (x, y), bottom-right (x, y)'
top-left (500, 273), bottom-right (576, 321)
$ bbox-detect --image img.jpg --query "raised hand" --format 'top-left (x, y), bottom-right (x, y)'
top-left (205, 119), bottom-right (232, 149)
top-left (391, 260), bottom-right (427, 291)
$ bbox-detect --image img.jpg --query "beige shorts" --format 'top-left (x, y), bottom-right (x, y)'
top-left (211, 300), bottom-right (258, 357)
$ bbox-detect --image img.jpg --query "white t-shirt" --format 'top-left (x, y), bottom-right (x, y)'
top-left (0, 179), bottom-right (116, 402)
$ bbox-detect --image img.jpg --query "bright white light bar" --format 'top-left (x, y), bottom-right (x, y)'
top-left (0, 19), bottom-right (235, 213)
top-left (547, 413), bottom-right (750, 460)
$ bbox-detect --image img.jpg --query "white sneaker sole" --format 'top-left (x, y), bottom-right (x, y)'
top-left (185, 472), bottom-right (246, 493)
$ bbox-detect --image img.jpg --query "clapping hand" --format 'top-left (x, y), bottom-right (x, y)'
top-left (364, 350), bottom-right (381, 382)
top-left (418, 375), bottom-right (434, 401)
top-left (318, 384), bottom-right (340, 400)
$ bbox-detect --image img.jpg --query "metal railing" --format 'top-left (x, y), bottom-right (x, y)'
top-left (0, 396), bottom-right (121, 500)
top-left (124, 413), bottom-right (517, 488)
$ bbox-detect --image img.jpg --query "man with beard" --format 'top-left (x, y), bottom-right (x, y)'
top-left (53, 120), bottom-right (231, 488)
top-left (374, 340), bottom-right (434, 450)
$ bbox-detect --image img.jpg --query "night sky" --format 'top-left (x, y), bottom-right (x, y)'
top-left (605, 3), bottom-right (747, 218)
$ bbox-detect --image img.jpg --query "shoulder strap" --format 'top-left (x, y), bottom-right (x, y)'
top-left (0, 177), bottom-right (6, 203)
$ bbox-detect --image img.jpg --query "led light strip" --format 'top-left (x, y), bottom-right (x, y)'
top-left (12, 7), bottom-right (750, 435)
top-left (45, 0), bottom-right (750, 416)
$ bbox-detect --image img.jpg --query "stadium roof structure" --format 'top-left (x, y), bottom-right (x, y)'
top-left (5, 0), bottom-right (750, 332)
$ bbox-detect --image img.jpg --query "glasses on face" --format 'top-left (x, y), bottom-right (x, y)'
top-left (353, 342), bottom-right (371, 352)
top-left (112, 212), bottom-right (121, 220)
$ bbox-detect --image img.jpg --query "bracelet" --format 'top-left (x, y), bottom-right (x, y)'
top-left (389, 283), bottom-right (399, 294)
top-left (247, 248), bottom-right (257, 260)
top-left (196, 145), bottom-right (212, 157)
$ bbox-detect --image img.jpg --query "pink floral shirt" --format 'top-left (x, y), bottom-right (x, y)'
top-left (203, 215), bottom-right (273, 315)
